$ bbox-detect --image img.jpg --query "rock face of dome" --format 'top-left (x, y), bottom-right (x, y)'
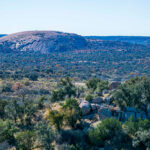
top-left (0, 31), bottom-right (88, 53)
top-left (1, 30), bottom-right (149, 54)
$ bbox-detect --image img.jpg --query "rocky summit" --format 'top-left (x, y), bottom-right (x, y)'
top-left (1, 30), bottom-right (150, 54)
top-left (0, 31), bottom-right (88, 53)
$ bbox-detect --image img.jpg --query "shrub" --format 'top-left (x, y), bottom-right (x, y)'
top-left (47, 110), bottom-right (64, 130)
top-left (35, 121), bottom-right (55, 150)
top-left (85, 94), bottom-right (93, 102)
top-left (39, 88), bottom-right (50, 95)
top-left (112, 76), bottom-right (150, 118)
top-left (1, 83), bottom-right (12, 93)
top-left (0, 119), bottom-right (16, 144)
top-left (63, 99), bottom-right (82, 128)
top-left (28, 73), bottom-right (38, 81)
top-left (15, 130), bottom-right (35, 150)
top-left (124, 117), bottom-right (150, 136)
top-left (88, 118), bottom-right (122, 147)
top-left (132, 129), bottom-right (150, 150)
top-left (24, 81), bottom-right (30, 86)
top-left (0, 99), bottom-right (8, 119)
top-left (57, 130), bottom-right (87, 149)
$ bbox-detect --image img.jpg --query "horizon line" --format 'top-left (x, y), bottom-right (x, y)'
top-left (0, 30), bottom-right (150, 37)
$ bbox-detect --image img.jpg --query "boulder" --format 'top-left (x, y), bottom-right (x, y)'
top-left (79, 100), bottom-right (91, 115)
top-left (98, 106), bottom-right (112, 119)
top-left (104, 96), bottom-right (111, 104)
top-left (126, 107), bottom-right (137, 112)
top-left (96, 104), bottom-right (101, 109)
top-left (102, 90), bottom-right (109, 95)
top-left (83, 114), bottom-right (96, 120)
top-left (92, 97), bottom-right (103, 104)
top-left (96, 92), bottom-right (102, 96)
top-left (91, 103), bottom-right (97, 111)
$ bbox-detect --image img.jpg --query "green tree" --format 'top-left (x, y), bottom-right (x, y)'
top-left (88, 118), bottom-right (122, 147)
top-left (86, 78), bottom-right (109, 93)
top-left (37, 96), bottom-right (46, 109)
top-left (35, 122), bottom-right (55, 150)
top-left (0, 119), bottom-right (17, 144)
top-left (22, 99), bottom-right (37, 127)
top-left (48, 110), bottom-right (64, 130)
top-left (50, 77), bottom-right (77, 102)
top-left (5, 98), bottom-right (37, 127)
top-left (0, 99), bottom-right (8, 120)
top-left (95, 80), bottom-right (109, 93)
top-left (112, 76), bottom-right (150, 118)
top-left (132, 129), bottom-right (150, 150)
top-left (28, 73), bottom-right (38, 81)
top-left (1, 83), bottom-right (12, 93)
top-left (15, 130), bottom-right (35, 150)
top-left (124, 117), bottom-right (150, 136)
top-left (86, 78), bottom-right (101, 91)
top-left (124, 116), bottom-right (139, 136)
top-left (5, 99), bottom-right (20, 123)
top-left (59, 77), bottom-right (76, 98)
top-left (50, 89), bottom-right (65, 102)
top-left (63, 98), bottom-right (82, 128)
top-left (85, 94), bottom-right (93, 102)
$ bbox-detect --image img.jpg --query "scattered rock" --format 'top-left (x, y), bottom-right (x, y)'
top-left (96, 91), bottom-right (102, 96)
top-left (95, 104), bottom-right (101, 109)
top-left (91, 103), bottom-right (97, 111)
top-left (104, 96), bottom-right (111, 104)
top-left (79, 100), bottom-right (91, 115)
top-left (102, 90), bottom-right (109, 95)
top-left (92, 97), bottom-right (103, 104)
top-left (83, 114), bottom-right (96, 120)
top-left (126, 107), bottom-right (137, 112)
top-left (98, 106), bottom-right (112, 119)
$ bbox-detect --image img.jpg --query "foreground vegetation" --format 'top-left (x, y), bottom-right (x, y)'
top-left (0, 75), bottom-right (150, 149)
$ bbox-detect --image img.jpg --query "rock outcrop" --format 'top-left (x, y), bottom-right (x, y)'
top-left (1, 30), bottom-right (149, 54)
top-left (79, 100), bottom-right (91, 115)
top-left (0, 31), bottom-right (88, 53)
top-left (92, 97), bottom-right (103, 104)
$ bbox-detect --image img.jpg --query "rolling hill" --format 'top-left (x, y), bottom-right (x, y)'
top-left (0, 31), bottom-right (88, 53)
top-left (86, 36), bottom-right (150, 45)
top-left (0, 34), bottom-right (6, 38)
top-left (0, 31), bottom-right (150, 53)
top-left (1, 31), bottom-right (150, 81)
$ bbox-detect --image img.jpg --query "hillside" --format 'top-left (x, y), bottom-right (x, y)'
top-left (0, 31), bottom-right (150, 53)
top-left (1, 31), bottom-right (150, 81)
top-left (0, 31), bottom-right (88, 53)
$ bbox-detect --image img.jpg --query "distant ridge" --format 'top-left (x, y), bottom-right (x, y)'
top-left (86, 36), bottom-right (150, 45)
top-left (0, 34), bottom-right (6, 38)
top-left (0, 31), bottom-right (150, 53)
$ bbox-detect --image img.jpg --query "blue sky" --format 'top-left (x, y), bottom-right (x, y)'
top-left (0, 0), bottom-right (150, 36)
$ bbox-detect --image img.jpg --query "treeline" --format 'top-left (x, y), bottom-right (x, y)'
top-left (1, 49), bottom-right (150, 81)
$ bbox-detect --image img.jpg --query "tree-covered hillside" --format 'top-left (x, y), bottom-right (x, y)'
top-left (0, 75), bottom-right (150, 150)
top-left (1, 48), bottom-right (150, 82)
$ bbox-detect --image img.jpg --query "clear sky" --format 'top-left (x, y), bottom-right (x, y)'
top-left (0, 0), bottom-right (150, 36)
